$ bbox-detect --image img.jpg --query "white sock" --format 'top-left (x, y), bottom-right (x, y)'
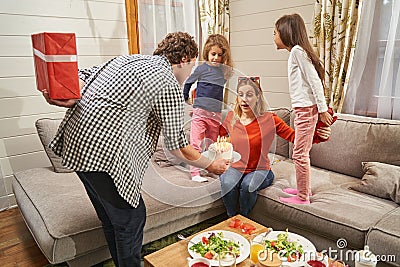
top-left (191, 175), bottom-right (208, 182)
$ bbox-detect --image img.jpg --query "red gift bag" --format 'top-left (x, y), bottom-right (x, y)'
top-left (314, 107), bottom-right (337, 143)
top-left (31, 32), bottom-right (80, 100)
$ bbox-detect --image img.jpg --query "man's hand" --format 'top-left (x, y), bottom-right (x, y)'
top-left (206, 158), bottom-right (230, 175)
top-left (42, 90), bottom-right (79, 108)
top-left (316, 126), bottom-right (331, 140)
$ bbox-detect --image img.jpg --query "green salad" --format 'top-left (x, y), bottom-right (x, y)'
top-left (189, 232), bottom-right (240, 260)
top-left (264, 230), bottom-right (304, 262)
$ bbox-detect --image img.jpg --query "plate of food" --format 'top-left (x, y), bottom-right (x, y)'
top-left (188, 230), bottom-right (250, 266)
top-left (254, 230), bottom-right (317, 267)
top-left (202, 136), bottom-right (241, 163)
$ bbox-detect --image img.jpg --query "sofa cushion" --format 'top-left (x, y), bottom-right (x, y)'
top-left (153, 134), bottom-right (183, 167)
top-left (310, 114), bottom-right (400, 178)
top-left (268, 108), bottom-right (291, 158)
top-left (35, 118), bottom-right (73, 173)
top-left (351, 162), bottom-right (400, 204)
top-left (250, 160), bottom-right (399, 249)
top-left (141, 160), bottom-right (225, 242)
top-left (366, 207), bottom-right (400, 267)
top-left (153, 131), bottom-right (190, 168)
top-left (12, 161), bottom-right (225, 263)
top-left (13, 168), bottom-right (105, 263)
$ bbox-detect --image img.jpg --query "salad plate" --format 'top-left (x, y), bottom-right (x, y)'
top-left (188, 230), bottom-right (250, 266)
top-left (201, 151), bottom-right (241, 163)
top-left (254, 230), bottom-right (317, 267)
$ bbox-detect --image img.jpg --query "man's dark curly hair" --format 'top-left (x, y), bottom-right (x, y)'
top-left (153, 32), bottom-right (198, 64)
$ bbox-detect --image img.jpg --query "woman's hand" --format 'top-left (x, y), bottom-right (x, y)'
top-left (42, 90), bottom-right (79, 108)
top-left (317, 126), bottom-right (331, 140)
top-left (319, 111), bottom-right (333, 126)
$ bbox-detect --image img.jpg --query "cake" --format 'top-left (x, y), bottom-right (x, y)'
top-left (208, 136), bottom-right (233, 160)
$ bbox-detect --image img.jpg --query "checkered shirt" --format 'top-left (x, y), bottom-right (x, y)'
top-left (49, 55), bottom-right (188, 207)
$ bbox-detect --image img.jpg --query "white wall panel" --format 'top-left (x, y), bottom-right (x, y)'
top-left (0, 55), bottom-right (120, 78)
top-left (0, 0), bottom-right (128, 209)
top-left (1, 14), bottom-right (127, 38)
top-left (230, 5), bottom-right (313, 33)
top-left (1, 151), bottom-right (51, 177)
top-left (1, 1), bottom-right (125, 21)
top-left (234, 61), bottom-right (288, 77)
top-left (0, 77), bottom-right (39, 98)
top-left (264, 92), bottom-right (292, 108)
top-left (0, 134), bottom-right (43, 158)
top-left (0, 36), bottom-right (128, 57)
top-left (229, 0), bottom-right (315, 110)
top-left (0, 112), bottom-right (65, 139)
top-left (230, 1), bottom-right (314, 18)
top-left (4, 176), bottom-right (13, 195)
top-left (231, 45), bottom-right (289, 61)
top-left (78, 55), bottom-right (119, 68)
top-left (261, 77), bottom-right (290, 94)
top-left (0, 96), bottom-right (64, 119)
top-left (230, 23), bottom-right (313, 47)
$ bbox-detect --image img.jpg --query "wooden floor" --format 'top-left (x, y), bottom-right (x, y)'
top-left (0, 207), bottom-right (49, 267)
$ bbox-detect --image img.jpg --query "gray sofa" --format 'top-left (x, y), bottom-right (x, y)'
top-left (12, 118), bottom-right (226, 266)
top-left (12, 109), bottom-right (400, 267)
top-left (249, 108), bottom-right (400, 267)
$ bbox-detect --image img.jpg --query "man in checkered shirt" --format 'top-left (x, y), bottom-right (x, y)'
top-left (42, 32), bottom-right (230, 267)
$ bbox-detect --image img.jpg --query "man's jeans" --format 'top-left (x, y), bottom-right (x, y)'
top-left (76, 171), bottom-right (146, 267)
top-left (219, 168), bottom-right (274, 217)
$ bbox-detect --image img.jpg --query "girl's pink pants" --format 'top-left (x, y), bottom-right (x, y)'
top-left (293, 105), bottom-right (318, 200)
top-left (190, 108), bottom-right (221, 177)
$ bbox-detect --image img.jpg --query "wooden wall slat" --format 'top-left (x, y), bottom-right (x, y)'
top-left (0, 96), bottom-right (64, 119)
top-left (0, 112), bottom-right (65, 139)
top-left (234, 61), bottom-right (288, 77)
top-left (1, 151), bottom-right (51, 177)
top-left (229, 0), bottom-right (315, 109)
top-left (0, 14), bottom-right (127, 38)
top-left (230, 5), bottom-right (313, 33)
top-left (0, 56), bottom-right (119, 78)
top-left (0, 77), bottom-right (38, 98)
top-left (0, 0), bottom-right (129, 210)
top-left (0, 36), bottom-right (128, 57)
top-left (0, 134), bottom-right (43, 158)
top-left (1, 0), bottom-right (125, 21)
top-left (230, 0), bottom-right (314, 18)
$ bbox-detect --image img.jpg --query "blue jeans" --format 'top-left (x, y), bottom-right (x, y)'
top-left (76, 171), bottom-right (146, 267)
top-left (219, 168), bottom-right (274, 217)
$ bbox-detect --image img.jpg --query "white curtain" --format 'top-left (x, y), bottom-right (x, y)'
top-left (342, 0), bottom-right (400, 120)
top-left (137, 0), bottom-right (200, 55)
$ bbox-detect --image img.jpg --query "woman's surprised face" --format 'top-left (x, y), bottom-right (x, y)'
top-left (237, 85), bottom-right (259, 114)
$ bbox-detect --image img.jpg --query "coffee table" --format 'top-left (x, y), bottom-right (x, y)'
top-left (143, 214), bottom-right (269, 267)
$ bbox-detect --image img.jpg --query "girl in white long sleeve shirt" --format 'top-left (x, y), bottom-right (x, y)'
top-left (274, 13), bottom-right (333, 204)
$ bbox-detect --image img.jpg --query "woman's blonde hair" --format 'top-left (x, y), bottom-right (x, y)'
top-left (202, 34), bottom-right (233, 79)
top-left (231, 78), bottom-right (267, 128)
top-left (275, 14), bottom-right (325, 87)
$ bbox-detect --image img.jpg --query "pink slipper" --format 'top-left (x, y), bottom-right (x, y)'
top-left (283, 188), bottom-right (313, 196)
top-left (279, 196), bottom-right (310, 204)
